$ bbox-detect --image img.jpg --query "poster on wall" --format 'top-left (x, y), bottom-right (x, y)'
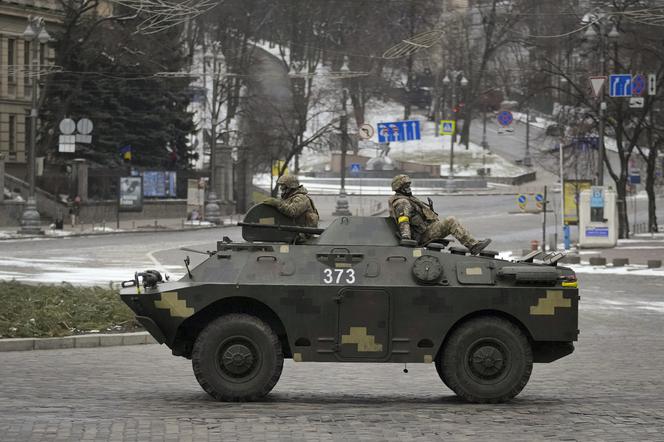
top-left (142, 171), bottom-right (177, 197)
top-left (563, 179), bottom-right (592, 225)
top-left (119, 176), bottom-right (143, 212)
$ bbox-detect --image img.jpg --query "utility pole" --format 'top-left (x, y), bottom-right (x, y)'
top-left (523, 107), bottom-right (532, 167)
top-left (333, 88), bottom-right (352, 216)
top-left (204, 47), bottom-right (221, 224)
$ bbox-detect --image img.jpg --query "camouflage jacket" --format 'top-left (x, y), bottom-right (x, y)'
top-left (275, 187), bottom-right (320, 227)
top-left (388, 193), bottom-right (438, 240)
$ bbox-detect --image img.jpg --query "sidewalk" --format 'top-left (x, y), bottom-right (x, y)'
top-left (0, 215), bottom-right (243, 241)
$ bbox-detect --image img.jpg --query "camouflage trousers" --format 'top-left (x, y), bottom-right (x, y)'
top-left (419, 216), bottom-right (477, 248)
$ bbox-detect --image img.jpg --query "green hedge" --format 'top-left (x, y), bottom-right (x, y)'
top-left (0, 281), bottom-right (140, 338)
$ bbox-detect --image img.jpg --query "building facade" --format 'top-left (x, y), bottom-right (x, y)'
top-left (0, 1), bottom-right (61, 168)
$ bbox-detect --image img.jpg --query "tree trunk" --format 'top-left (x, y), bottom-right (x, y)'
top-left (616, 180), bottom-right (629, 239)
top-left (645, 146), bottom-right (658, 232)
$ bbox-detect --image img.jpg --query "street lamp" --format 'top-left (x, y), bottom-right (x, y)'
top-left (442, 70), bottom-right (467, 189)
top-left (19, 16), bottom-right (50, 235)
top-left (584, 13), bottom-right (620, 186)
top-left (203, 47), bottom-right (222, 224)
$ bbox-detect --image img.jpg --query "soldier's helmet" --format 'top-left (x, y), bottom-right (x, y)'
top-left (391, 174), bottom-right (412, 192)
top-left (277, 175), bottom-right (300, 189)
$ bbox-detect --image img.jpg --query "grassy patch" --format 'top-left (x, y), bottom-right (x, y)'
top-left (0, 281), bottom-right (140, 338)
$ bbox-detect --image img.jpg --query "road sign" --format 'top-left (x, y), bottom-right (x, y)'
top-left (58, 134), bottom-right (75, 153)
top-left (439, 120), bottom-right (455, 135)
top-left (589, 76), bottom-right (607, 98)
top-left (376, 120), bottom-right (420, 143)
top-left (75, 134), bottom-right (92, 144)
top-left (59, 118), bottom-right (76, 135)
top-left (497, 111), bottom-right (513, 127)
top-left (350, 163), bottom-right (361, 173)
top-left (629, 173), bottom-right (641, 184)
top-left (631, 74), bottom-right (646, 96)
top-left (77, 118), bottom-right (94, 135)
top-left (648, 73), bottom-right (657, 96)
top-left (517, 194), bottom-right (527, 212)
top-left (629, 97), bottom-right (645, 108)
top-left (358, 123), bottom-right (374, 140)
top-left (609, 74), bottom-right (632, 97)
top-left (535, 193), bottom-right (544, 210)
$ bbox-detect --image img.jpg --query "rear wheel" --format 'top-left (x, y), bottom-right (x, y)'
top-left (192, 313), bottom-right (283, 401)
top-left (441, 316), bottom-right (532, 403)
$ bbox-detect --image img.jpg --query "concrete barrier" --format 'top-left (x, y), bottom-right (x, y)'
top-left (562, 255), bottom-right (581, 264)
top-left (589, 256), bottom-right (607, 266)
top-left (612, 258), bottom-right (629, 267)
top-left (647, 260), bottom-right (662, 269)
top-left (0, 331), bottom-right (156, 352)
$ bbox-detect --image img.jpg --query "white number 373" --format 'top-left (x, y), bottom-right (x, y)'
top-left (322, 268), bottom-right (356, 284)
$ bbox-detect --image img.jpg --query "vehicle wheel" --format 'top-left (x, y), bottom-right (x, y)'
top-left (441, 316), bottom-right (532, 403)
top-left (434, 355), bottom-right (453, 391)
top-left (192, 313), bottom-right (283, 401)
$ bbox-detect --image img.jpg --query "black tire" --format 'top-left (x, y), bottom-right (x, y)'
top-left (434, 355), bottom-right (453, 391)
top-left (192, 313), bottom-right (283, 401)
top-left (441, 316), bottom-right (532, 403)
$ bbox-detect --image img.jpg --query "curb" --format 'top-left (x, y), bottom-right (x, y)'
top-left (0, 331), bottom-right (158, 352)
top-left (0, 224), bottom-right (232, 241)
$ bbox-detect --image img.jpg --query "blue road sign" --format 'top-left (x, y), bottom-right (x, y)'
top-left (632, 74), bottom-right (646, 96)
top-left (350, 163), bottom-right (361, 173)
top-left (629, 173), bottom-right (641, 184)
top-left (377, 120), bottom-right (420, 143)
top-left (609, 74), bottom-right (632, 97)
top-left (518, 195), bottom-right (527, 204)
top-left (497, 111), bottom-right (513, 126)
top-left (535, 194), bottom-right (543, 202)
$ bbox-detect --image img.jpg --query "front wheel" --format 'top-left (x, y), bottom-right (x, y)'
top-left (441, 316), bottom-right (532, 403)
top-left (192, 313), bottom-right (284, 401)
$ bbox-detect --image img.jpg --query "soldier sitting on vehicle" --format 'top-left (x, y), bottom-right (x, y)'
top-left (388, 174), bottom-right (491, 254)
top-left (262, 175), bottom-right (320, 228)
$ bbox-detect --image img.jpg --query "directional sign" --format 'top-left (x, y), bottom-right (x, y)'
top-left (439, 120), bottom-right (455, 135)
top-left (517, 194), bottom-right (527, 212)
top-left (589, 76), bottom-right (607, 98)
top-left (497, 110), bottom-right (513, 127)
top-left (377, 120), bottom-right (420, 143)
top-left (632, 74), bottom-right (646, 96)
top-left (629, 97), bottom-right (645, 108)
top-left (350, 163), bottom-right (361, 173)
top-left (648, 73), bottom-right (657, 96)
top-left (358, 123), bottom-right (374, 140)
top-left (609, 74), bottom-right (632, 97)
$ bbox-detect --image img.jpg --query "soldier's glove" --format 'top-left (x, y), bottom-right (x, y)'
top-left (262, 197), bottom-right (280, 206)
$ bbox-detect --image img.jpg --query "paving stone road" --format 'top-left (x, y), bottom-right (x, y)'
top-left (1, 274), bottom-right (663, 441)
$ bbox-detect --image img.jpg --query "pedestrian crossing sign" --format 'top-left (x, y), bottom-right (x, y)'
top-left (440, 120), bottom-right (455, 135)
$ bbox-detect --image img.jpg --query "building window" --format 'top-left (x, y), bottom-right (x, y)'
top-left (9, 115), bottom-right (17, 159)
top-left (24, 41), bottom-right (32, 97)
top-left (8, 38), bottom-right (16, 84)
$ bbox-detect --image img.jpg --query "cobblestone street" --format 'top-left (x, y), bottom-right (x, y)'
top-left (1, 274), bottom-right (663, 441)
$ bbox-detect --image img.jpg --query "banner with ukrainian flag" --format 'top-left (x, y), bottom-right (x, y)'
top-left (120, 145), bottom-right (132, 161)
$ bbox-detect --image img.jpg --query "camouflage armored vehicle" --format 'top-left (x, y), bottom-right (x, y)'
top-left (120, 205), bottom-right (579, 404)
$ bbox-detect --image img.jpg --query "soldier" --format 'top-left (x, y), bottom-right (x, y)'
top-left (263, 175), bottom-right (320, 228)
top-left (389, 174), bottom-right (491, 254)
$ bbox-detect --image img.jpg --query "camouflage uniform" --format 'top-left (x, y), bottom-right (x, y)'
top-left (388, 174), bottom-right (479, 249)
top-left (263, 175), bottom-right (320, 228)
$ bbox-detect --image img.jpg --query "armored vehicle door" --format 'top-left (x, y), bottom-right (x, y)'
top-left (337, 289), bottom-right (389, 359)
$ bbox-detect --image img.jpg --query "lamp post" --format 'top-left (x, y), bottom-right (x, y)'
top-left (203, 47), bottom-right (221, 224)
top-left (332, 87), bottom-right (352, 216)
top-left (442, 71), bottom-right (468, 189)
top-left (19, 16), bottom-right (50, 235)
top-left (523, 107), bottom-right (532, 167)
top-left (584, 14), bottom-right (620, 186)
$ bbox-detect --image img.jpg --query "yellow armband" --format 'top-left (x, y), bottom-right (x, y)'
top-left (398, 216), bottom-right (410, 224)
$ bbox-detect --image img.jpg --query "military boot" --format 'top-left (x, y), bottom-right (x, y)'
top-left (469, 239), bottom-right (492, 255)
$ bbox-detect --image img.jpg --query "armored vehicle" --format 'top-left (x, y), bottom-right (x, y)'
top-left (120, 205), bottom-right (579, 404)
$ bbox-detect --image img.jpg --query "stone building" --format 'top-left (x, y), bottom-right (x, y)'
top-left (0, 1), bottom-right (61, 170)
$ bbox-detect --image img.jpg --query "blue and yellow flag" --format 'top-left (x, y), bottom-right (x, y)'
top-left (120, 145), bottom-right (132, 161)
